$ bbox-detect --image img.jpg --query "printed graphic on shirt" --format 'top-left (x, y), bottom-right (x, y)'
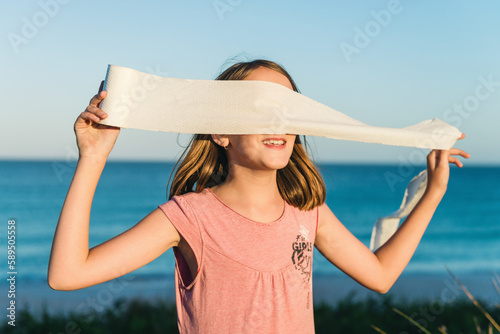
top-left (291, 225), bottom-right (313, 284)
top-left (291, 225), bottom-right (313, 309)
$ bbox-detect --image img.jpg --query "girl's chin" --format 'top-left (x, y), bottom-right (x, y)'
top-left (262, 159), bottom-right (291, 170)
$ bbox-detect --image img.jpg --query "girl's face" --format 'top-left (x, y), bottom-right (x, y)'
top-left (221, 66), bottom-right (297, 171)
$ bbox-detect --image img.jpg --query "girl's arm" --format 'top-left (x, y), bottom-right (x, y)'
top-left (48, 89), bottom-right (180, 291)
top-left (315, 145), bottom-right (469, 293)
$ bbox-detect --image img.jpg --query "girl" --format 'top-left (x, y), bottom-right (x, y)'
top-left (48, 59), bottom-right (469, 333)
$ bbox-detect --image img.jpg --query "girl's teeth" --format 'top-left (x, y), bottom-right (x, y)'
top-left (263, 140), bottom-right (284, 145)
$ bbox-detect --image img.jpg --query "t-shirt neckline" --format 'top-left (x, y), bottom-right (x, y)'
top-left (204, 187), bottom-right (287, 226)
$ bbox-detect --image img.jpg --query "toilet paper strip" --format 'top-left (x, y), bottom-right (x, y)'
top-left (98, 65), bottom-right (462, 150)
top-left (370, 170), bottom-right (428, 251)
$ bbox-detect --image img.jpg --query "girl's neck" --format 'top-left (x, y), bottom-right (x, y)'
top-left (210, 165), bottom-right (283, 207)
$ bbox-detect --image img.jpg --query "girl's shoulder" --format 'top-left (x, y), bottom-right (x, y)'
top-left (169, 188), bottom-right (212, 200)
top-left (165, 188), bottom-right (214, 208)
top-left (158, 189), bottom-right (214, 228)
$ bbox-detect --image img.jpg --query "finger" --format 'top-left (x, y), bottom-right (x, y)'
top-left (458, 133), bottom-right (466, 140)
top-left (89, 90), bottom-right (107, 107)
top-left (448, 156), bottom-right (463, 168)
top-left (80, 110), bottom-right (104, 123)
top-left (427, 150), bottom-right (437, 170)
top-left (448, 148), bottom-right (470, 159)
top-left (86, 105), bottom-right (108, 119)
top-left (97, 90), bottom-right (107, 108)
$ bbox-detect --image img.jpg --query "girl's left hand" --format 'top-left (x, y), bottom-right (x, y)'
top-left (425, 133), bottom-right (470, 198)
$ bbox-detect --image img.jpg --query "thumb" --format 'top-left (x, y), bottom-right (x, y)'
top-left (427, 150), bottom-right (437, 171)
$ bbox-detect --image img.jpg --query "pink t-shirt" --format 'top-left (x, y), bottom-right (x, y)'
top-left (159, 187), bottom-right (318, 334)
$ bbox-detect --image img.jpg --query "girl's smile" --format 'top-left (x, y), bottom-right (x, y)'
top-left (262, 137), bottom-right (287, 150)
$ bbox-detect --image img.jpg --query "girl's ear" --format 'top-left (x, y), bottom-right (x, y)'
top-left (211, 134), bottom-right (229, 148)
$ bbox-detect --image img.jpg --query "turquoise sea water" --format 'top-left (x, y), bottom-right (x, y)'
top-left (1, 160), bottom-right (499, 287)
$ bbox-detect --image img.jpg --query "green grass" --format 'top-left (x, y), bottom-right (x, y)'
top-left (2, 294), bottom-right (498, 334)
top-left (1, 299), bottom-right (178, 334)
top-left (315, 294), bottom-right (498, 334)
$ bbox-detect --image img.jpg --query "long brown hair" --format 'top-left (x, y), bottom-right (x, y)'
top-left (168, 59), bottom-right (326, 210)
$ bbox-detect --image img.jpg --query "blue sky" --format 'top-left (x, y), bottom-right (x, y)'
top-left (1, 0), bottom-right (499, 164)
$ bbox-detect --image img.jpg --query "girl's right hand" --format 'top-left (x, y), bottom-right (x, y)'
top-left (74, 82), bottom-right (120, 159)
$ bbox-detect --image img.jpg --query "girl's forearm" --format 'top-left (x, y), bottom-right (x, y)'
top-left (373, 190), bottom-right (443, 291)
top-left (48, 155), bottom-right (107, 288)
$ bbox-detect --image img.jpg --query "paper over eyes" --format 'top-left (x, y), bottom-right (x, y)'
top-left (99, 65), bottom-right (461, 149)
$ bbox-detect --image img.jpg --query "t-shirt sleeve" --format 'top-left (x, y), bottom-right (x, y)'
top-left (158, 196), bottom-right (203, 265)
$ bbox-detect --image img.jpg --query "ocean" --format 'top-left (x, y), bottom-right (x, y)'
top-left (1, 160), bottom-right (499, 304)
